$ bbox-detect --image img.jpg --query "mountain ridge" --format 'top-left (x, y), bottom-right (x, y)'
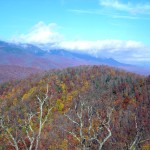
top-left (0, 40), bottom-right (149, 76)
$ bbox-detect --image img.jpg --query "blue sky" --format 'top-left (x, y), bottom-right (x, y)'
top-left (0, 0), bottom-right (150, 66)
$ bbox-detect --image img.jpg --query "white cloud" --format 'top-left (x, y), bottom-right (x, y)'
top-left (99, 0), bottom-right (150, 14)
top-left (56, 40), bottom-right (150, 64)
top-left (58, 40), bottom-right (143, 52)
top-left (12, 21), bottom-right (63, 44)
top-left (69, 9), bottom-right (101, 14)
top-left (11, 22), bottom-right (150, 65)
top-left (70, 9), bottom-right (150, 20)
top-left (112, 15), bottom-right (139, 20)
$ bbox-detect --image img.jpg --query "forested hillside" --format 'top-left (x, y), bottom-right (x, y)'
top-left (0, 65), bottom-right (42, 83)
top-left (0, 65), bottom-right (149, 150)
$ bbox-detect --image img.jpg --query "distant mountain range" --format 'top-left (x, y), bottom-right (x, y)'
top-left (0, 40), bottom-right (149, 81)
top-left (0, 41), bottom-right (125, 68)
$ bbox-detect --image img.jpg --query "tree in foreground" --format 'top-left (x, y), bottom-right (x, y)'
top-left (63, 98), bottom-right (114, 150)
top-left (0, 85), bottom-right (53, 150)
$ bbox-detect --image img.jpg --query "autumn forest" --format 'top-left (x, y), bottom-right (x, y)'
top-left (0, 65), bottom-right (149, 150)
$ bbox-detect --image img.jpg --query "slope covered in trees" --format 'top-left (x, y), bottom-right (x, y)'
top-left (0, 65), bottom-right (42, 83)
top-left (0, 65), bottom-right (149, 150)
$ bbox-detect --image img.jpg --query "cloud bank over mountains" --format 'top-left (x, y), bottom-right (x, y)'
top-left (12, 21), bottom-right (150, 66)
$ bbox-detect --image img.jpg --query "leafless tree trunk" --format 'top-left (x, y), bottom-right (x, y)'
top-left (0, 116), bottom-right (19, 150)
top-left (64, 99), bottom-right (113, 150)
top-left (34, 85), bottom-right (53, 150)
top-left (0, 85), bottom-right (53, 150)
top-left (128, 116), bottom-right (141, 150)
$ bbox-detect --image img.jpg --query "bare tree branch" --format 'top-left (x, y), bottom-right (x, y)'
top-left (0, 116), bottom-right (19, 150)
top-left (64, 100), bottom-right (113, 150)
top-left (0, 84), bottom-right (53, 150)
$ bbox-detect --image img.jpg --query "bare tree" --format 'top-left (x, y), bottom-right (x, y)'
top-left (63, 100), bottom-right (113, 150)
top-left (0, 115), bottom-right (19, 150)
top-left (127, 116), bottom-right (142, 150)
top-left (0, 85), bottom-right (53, 150)
top-left (125, 116), bottom-right (149, 150)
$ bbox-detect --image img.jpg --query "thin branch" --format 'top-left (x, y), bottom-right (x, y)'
top-left (64, 113), bottom-right (79, 126)
top-left (0, 117), bottom-right (19, 150)
top-left (129, 116), bottom-right (142, 150)
top-left (42, 107), bottom-right (54, 127)
top-left (63, 128), bottom-right (80, 142)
